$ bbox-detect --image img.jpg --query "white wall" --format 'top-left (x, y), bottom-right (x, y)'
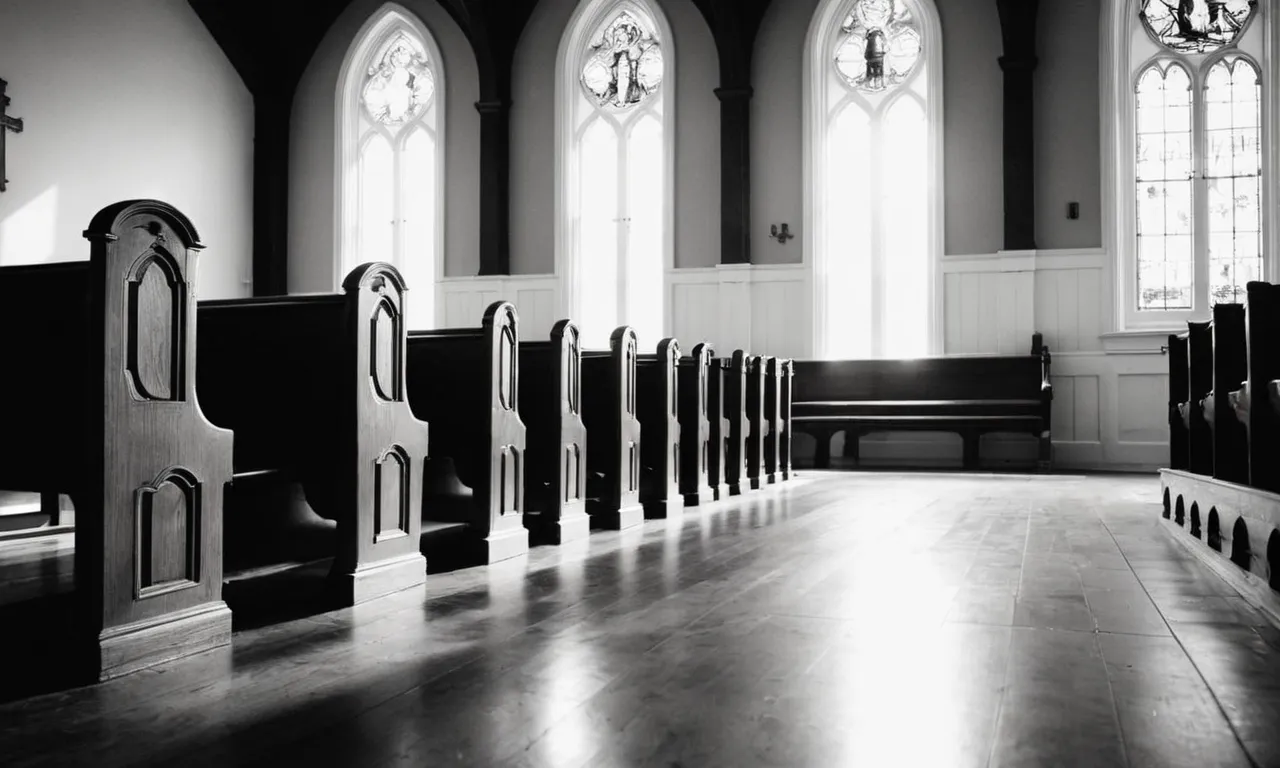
top-left (508, 0), bottom-right (720, 274)
top-left (289, 0), bottom-right (479, 292)
top-left (0, 0), bottom-right (253, 299)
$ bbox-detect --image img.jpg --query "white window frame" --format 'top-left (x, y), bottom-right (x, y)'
top-left (334, 3), bottom-right (447, 328)
top-left (555, 0), bottom-right (676, 344)
top-left (1101, 0), bottom-right (1276, 334)
top-left (803, 0), bottom-right (945, 360)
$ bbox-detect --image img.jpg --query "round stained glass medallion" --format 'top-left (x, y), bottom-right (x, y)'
top-left (581, 11), bottom-right (664, 110)
top-left (835, 0), bottom-right (922, 94)
top-left (362, 34), bottom-right (435, 127)
top-left (1139, 0), bottom-right (1257, 55)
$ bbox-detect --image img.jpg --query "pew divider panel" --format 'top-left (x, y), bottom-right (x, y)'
top-left (638, 339), bottom-right (682, 519)
top-left (745, 356), bottom-right (769, 491)
top-left (519, 320), bottom-right (590, 545)
top-left (705, 350), bottom-right (731, 501)
top-left (1208, 304), bottom-right (1248, 484)
top-left (678, 343), bottom-right (715, 507)
top-left (722, 351), bottom-right (749, 496)
top-left (765, 358), bottom-right (783, 484)
top-left (1169, 332), bottom-right (1190, 472)
top-left (581, 327), bottom-right (645, 531)
top-left (1188, 321), bottom-right (1214, 476)
top-left (1247, 282), bottom-right (1280, 493)
top-left (781, 359), bottom-right (795, 480)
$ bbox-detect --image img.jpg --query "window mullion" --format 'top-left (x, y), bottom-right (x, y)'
top-left (1195, 81), bottom-right (1210, 315)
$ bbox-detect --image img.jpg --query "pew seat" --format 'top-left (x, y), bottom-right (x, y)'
top-left (792, 335), bottom-right (1053, 470)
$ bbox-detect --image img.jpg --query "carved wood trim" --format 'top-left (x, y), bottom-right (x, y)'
top-left (133, 467), bottom-right (201, 600)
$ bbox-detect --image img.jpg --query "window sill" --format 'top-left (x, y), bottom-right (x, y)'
top-left (1099, 329), bottom-right (1177, 355)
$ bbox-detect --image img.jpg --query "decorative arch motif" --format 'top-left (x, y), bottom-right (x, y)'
top-left (557, 0), bottom-right (675, 350)
top-left (805, 0), bottom-right (944, 360)
top-left (336, 4), bottom-right (445, 331)
top-left (134, 467), bottom-right (202, 598)
top-left (126, 241), bottom-right (186, 403)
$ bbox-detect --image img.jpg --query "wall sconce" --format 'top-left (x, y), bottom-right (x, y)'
top-left (770, 223), bottom-right (795, 244)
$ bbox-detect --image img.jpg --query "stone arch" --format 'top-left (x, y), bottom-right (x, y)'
top-left (1191, 505), bottom-right (1203, 539)
top-left (1207, 508), bottom-right (1222, 552)
top-left (1174, 495), bottom-right (1185, 527)
top-left (1162, 487), bottom-right (1171, 519)
top-left (1231, 517), bottom-right (1252, 571)
top-left (1268, 530), bottom-right (1280, 590)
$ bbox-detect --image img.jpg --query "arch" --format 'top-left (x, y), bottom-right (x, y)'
top-left (1207, 507), bottom-right (1222, 551)
top-left (804, 0), bottom-right (944, 359)
top-left (1174, 495), bottom-right (1186, 527)
top-left (1191, 504), bottom-right (1203, 539)
top-left (1162, 487), bottom-right (1171, 518)
top-left (1231, 517), bottom-right (1252, 570)
top-left (1269, 530), bottom-right (1280, 590)
top-left (556, 0), bottom-right (676, 350)
top-left (336, 3), bottom-right (446, 329)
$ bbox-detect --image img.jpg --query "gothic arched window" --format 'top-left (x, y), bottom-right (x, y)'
top-left (806, 0), bottom-right (943, 360)
top-left (1107, 0), bottom-right (1265, 328)
top-left (559, 0), bottom-right (672, 350)
top-left (338, 5), bottom-right (444, 329)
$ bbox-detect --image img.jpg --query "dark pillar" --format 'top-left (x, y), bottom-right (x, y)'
top-left (252, 92), bottom-right (291, 296)
top-left (476, 99), bottom-right (511, 276)
top-left (716, 86), bottom-right (753, 265)
top-left (996, 0), bottom-right (1039, 253)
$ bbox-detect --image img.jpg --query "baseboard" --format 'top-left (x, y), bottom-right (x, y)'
top-left (98, 601), bottom-right (233, 681)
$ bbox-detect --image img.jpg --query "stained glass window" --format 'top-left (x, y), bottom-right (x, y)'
top-left (1135, 63), bottom-right (1194, 311)
top-left (1205, 56), bottom-right (1262, 305)
top-left (581, 11), bottom-right (664, 110)
top-left (362, 33), bottom-right (435, 127)
top-left (834, 0), bottom-right (922, 94)
top-left (1139, 0), bottom-right (1257, 55)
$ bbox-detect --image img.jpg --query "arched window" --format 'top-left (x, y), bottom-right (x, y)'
top-left (558, 0), bottom-right (673, 350)
top-left (806, 0), bottom-right (943, 360)
top-left (1105, 0), bottom-right (1267, 330)
top-left (337, 5), bottom-right (445, 329)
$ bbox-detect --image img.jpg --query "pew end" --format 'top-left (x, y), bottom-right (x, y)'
top-left (581, 327), bottom-right (645, 531)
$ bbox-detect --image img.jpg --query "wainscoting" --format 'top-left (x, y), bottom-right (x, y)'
top-left (437, 275), bottom-right (559, 341)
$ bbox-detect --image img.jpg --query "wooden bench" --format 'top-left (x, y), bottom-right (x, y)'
top-left (199, 263), bottom-right (428, 606)
top-left (678, 343), bottom-right (716, 506)
top-left (638, 339), bottom-right (682, 519)
top-left (581, 327), bottom-right (645, 531)
top-left (780, 359), bottom-right (795, 481)
top-left (721, 351), bottom-right (749, 496)
top-left (406, 302), bottom-right (529, 565)
top-left (745, 355), bottom-right (769, 490)
top-left (0, 200), bottom-right (233, 683)
top-left (764, 357), bottom-right (784, 485)
top-left (1245, 282), bottom-right (1280, 493)
top-left (519, 320), bottom-right (589, 545)
top-left (1185, 320), bottom-right (1214, 476)
top-left (792, 336), bottom-right (1053, 470)
top-left (1201, 304), bottom-right (1248, 484)
top-left (704, 349), bottom-right (731, 501)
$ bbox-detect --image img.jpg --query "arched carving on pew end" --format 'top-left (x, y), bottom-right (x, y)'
top-left (1162, 488), bottom-right (1171, 519)
top-left (125, 248), bottom-right (186, 402)
top-left (345, 263), bottom-right (407, 403)
top-left (83, 199), bottom-right (204, 250)
top-left (1231, 517), bottom-right (1252, 571)
top-left (1208, 508), bottom-right (1223, 552)
top-left (1191, 505), bottom-right (1203, 539)
top-left (374, 446), bottom-right (411, 541)
top-left (1268, 530), bottom-right (1280, 591)
top-left (499, 445), bottom-right (523, 516)
top-left (614, 326), bottom-right (640, 418)
top-left (134, 467), bottom-right (201, 600)
top-left (1174, 496), bottom-right (1186, 528)
top-left (552, 320), bottom-right (582, 416)
top-left (484, 302), bottom-right (520, 412)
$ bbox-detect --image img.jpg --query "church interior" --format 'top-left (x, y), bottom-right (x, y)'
top-left (2, 0), bottom-right (1280, 765)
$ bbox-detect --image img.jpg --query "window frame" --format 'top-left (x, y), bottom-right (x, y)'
top-left (335, 3), bottom-right (447, 329)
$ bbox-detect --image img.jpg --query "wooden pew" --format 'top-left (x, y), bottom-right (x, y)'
top-left (1203, 304), bottom-right (1248, 484)
top-left (581, 327), bottom-right (645, 530)
top-left (1186, 320), bottom-right (1213, 475)
top-left (721, 351), bottom-right (749, 496)
top-left (745, 355), bottom-right (769, 490)
top-left (704, 349), bottom-right (731, 501)
top-left (519, 320), bottom-right (589, 545)
top-left (780, 359), bottom-right (795, 481)
top-left (764, 357), bottom-right (784, 485)
top-left (0, 200), bottom-right (233, 683)
top-left (1167, 332), bottom-right (1190, 472)
top-left (678, 343), bottom-right (715, 507)
top-left (792, 336), bottom-right (1053, 471)
top-left (638, 339), bottom-right (683, 518)
top-left (1246, 281), bottom-right (1280, 493)
top-left (199, 263), bottom-right (428, 606)
top-left (406, 302), bottom-right (529, 564)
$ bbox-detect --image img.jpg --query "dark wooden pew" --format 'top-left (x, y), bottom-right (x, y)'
top-left (764, 357), bottom-right (784, 485)
top-left (519, 320), bottom-right (589, 545)
top-left (1202, 304), bottom-right (1248, 483)
top-left (792, 336), bottom-right (1053, 471)
top-left (638, 339), bottom-right (683, 518)
top-left (721, 351), bottom-right (749, 496)
top-left (199, 263), bottom-right (428, 606)
top-left (1186, 321), bottom-right (1214, 475)
top-left (0, 200), bottom-right (233, 684)
top-left (780, 359), bottom-right (795, 481)
top-left (406, 302), bottom-right (529, 564)
top-left (678, 343), bottom-right (715, 507)
top-left (745, 355), bottom-right (769, 490)
top-left (1246, 281), bottom-right (1280, 493)
top-left (581, 327), bottom-right (644, 530)
top-left (704, 349), bottom-right (730, 501)
top-left (1167, 332), bottom-right (1190, 472)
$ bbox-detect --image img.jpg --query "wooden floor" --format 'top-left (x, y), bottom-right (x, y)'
top-left (1, 472), bottom-right (1278, 767)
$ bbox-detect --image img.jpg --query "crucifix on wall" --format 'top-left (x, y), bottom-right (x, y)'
top-left (1, 79), bottom-right (24, 193)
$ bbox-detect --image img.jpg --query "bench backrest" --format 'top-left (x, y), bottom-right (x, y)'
top-left (792, 353), bottom-right (1048, 403)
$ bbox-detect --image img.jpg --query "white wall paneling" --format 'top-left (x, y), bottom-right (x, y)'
top-left (667, 264), bottom-right (807, 358)
top-left (438, 275), bottom-right (560, 338)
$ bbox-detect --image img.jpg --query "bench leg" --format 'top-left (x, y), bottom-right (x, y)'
top-left (962, 433), bottom-right (981, 470)
top-left (1037, 431), bottom-right (1053, 473)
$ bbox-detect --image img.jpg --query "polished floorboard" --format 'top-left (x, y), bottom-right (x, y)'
top-left (0, 472), bottom-right (1277, 767)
